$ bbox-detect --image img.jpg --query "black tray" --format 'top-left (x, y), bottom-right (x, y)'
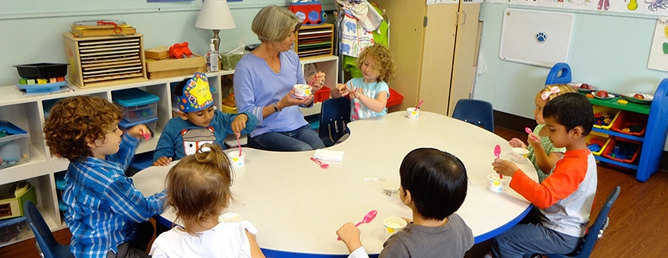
top-left (14, 63), bottom-right (68, 79)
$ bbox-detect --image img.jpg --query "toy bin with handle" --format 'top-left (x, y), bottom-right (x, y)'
top-left (112, 88), bottom-right (160, 123)
top-left (610, 111), bottom-right (648, 136)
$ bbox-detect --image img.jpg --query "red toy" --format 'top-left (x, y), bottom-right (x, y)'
top-left (169, 42), bottom-right (193, 59)
top-left (289, 1), bottom-right (325, 25)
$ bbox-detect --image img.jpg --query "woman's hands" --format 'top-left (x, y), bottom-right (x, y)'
top-left (309, 71), bottom-right (326, 91)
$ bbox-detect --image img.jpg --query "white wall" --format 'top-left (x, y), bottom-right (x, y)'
top-left (475, 4), bottom-right (668, 150)
top-left (0, 0), bottom-right (335, 86)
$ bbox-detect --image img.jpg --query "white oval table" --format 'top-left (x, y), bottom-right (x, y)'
top-left (133, 111), bottom-right (537, 257)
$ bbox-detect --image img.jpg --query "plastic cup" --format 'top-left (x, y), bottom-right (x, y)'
top-left (487, 173), bottom-right (507, 192)
top-left (511, 148), bottom-right (530, 162)
top-left (383, 216), bottom-right (407, 235)
top-left (227, 151), bottom-right (246, 167)
top-left (293, 84), bottom-right (312, 99)
top-left (406, 107), bottom-right (420, 119)
top-left (221, 212), bottom-right (242, 222)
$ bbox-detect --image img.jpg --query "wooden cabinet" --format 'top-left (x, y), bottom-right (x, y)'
top-left (375, 1), bottom-right (481, 115)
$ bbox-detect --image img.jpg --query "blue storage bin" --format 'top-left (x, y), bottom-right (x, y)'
top-left (112, 88), bottom-right (160, 122)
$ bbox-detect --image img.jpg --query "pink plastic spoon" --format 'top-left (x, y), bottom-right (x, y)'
top-left (338, 210), bottom-right (378, 240)
top-left (525, 127), bottom-right (539, 141)
top-left (355, 210), bottom-right (378, 227)
top-left (415, 100), bottom-right (424, 110)
top-left (494, 145), bottom-right (502, 179)
top-left (236, 134), bottom-right (242, 157)
top-left (310, 157), bottom-right (329, 168)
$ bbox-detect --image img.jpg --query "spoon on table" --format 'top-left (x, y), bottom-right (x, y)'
top-left (338, 210), bottom-right (378, 240)
top-left (494, 145), bottom-right (502, 179)
top-left (525, 127), bottom-right (539, 141)
top-left (310, 157), bottom-right (329, 168)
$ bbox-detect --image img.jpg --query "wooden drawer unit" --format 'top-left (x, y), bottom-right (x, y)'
top-left (294, 23), bottom-right (334, 58)
top-left (62, 33), bottom-right (147, 88)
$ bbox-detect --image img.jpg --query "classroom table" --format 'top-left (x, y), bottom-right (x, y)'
top-left (133, 111), bottom-right (537, 257)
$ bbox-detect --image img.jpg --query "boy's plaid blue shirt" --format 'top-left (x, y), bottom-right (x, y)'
top-left (62, 135), bottom-right (166, 258)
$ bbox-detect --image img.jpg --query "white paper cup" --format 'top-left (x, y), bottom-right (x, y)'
top-left (293, 84), bottom-right (312, 99)
top-left (383, 216), bottom-right (408, 235)
top-left (511, 148), bottom-right (530, 162)
top-left (487, 173), bottom-right (507, 192)
top-left (227, 151), bottom-right (246, 167)
top-left (406, 108), bottom-right (420, 119)
top-left (221, 212), bottom-right (242, 222)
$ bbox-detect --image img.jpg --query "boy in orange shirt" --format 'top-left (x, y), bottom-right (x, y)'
top-left (490, 93), bottom-right (597, 257)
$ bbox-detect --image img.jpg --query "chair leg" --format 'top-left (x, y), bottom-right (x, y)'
top-left (35, 242), bottom-right (45, 258)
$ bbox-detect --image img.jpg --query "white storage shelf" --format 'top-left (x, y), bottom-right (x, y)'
top-left (0, 55), bottom-right (338, 244)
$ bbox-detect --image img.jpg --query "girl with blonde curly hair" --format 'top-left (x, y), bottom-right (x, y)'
top-left (331, 44), bottom-right (396, 120)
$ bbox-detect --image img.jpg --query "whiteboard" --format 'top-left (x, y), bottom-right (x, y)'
top-left (499, 8), bottom-right (574, 67)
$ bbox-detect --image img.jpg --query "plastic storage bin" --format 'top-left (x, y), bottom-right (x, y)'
top-left (387, 88), bottom-right (404, 108)
top-left (586, 132), bottom-right (610, 156)
top-left (603, 137), bottom-right (640, 164)
top-left (610, 111), bottom-right (648, 136)
top-left (592, 105), bottom-right (620, 129)
top-left (119, 117), bottom-right (158, 137)
top-left (0, 121), bottom-right (30, 169)
top-left (0, 216), bottom-right (33, 248)
top-left (112, 88), bottom-right (160, 122)
top-left (314, 86), bottom-right (331, 103)
top-left (13, 63), bottom-right (68, 79)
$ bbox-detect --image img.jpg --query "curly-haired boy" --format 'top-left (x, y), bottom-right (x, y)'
top-left (43, 95), bottom-right (166, 258)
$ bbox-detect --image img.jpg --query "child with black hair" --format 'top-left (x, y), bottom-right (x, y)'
top-left (153, 72), bottom-right (257, 166)
top-left (490, 93), bottom-right (597, 257)
top-left (336, 148), bottom-right (474, 258)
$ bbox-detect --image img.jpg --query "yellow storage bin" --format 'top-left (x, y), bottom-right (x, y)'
top-left (592, 106), bottom-right (620, 130)
top-left (221, 104), bottom-right (237, 114)
top-left (586, 131), bottom-right (610, 156)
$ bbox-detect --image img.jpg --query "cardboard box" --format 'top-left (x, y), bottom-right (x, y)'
top-left (146, 55), bottom-right (205, 79)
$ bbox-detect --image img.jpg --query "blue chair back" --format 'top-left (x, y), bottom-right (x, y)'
top-left (319, 97), bottom-right (351, 147)
top-left (23, 200), bottom-right (74, 258)
top-left (451, 99), bottom-right (495, 133)
top-left (545, 186), bottom-right (621, 258)
top-left (545, 62), bottom-right (572, 85)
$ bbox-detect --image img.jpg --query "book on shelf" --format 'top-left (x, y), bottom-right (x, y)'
top-left (70, 25), bottom-right (137, 37)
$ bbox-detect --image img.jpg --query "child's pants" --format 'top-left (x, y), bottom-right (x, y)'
top-left (491, 223), bottom-right (582, 258)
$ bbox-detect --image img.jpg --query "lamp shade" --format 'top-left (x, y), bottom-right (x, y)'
top-left (195, 0), bottom-right (236, 30)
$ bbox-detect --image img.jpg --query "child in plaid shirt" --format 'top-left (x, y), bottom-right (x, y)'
top-left (44, 96), bottom-right (166, 258)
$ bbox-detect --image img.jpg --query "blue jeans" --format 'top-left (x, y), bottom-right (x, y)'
top-left (491, 223), bottom-right (582, 258)
top-left (248, 125), bottom-right (325, 151)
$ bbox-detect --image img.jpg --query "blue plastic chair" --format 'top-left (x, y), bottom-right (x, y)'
top-left (319, 97), bottom-right (351, 147)
top-left (23, 200), bottom-right (74, 258)
top-left (451, 99), bottom-right (495, 133)
top-left (544, 186), bottom-right (621, 258)
top-left (545, 62), bottom-right (572, 85)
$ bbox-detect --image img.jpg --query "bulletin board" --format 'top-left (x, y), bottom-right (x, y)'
top-left (499, 8), bottom-right (574, 67)
top-left (647, 17), bottom-right (668, 72)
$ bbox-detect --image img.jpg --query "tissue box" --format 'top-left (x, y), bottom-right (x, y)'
top-left (221, 53), bottom-right (245, 70)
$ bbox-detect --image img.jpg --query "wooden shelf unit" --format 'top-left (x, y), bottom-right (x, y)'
top-left (294, 23), bottom-right (334, 58)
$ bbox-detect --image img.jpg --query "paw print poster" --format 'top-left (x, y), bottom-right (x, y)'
top-left (648, 17), bottom-right (668, 72)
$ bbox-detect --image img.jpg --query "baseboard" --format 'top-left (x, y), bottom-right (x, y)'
top-left (493, 110), bottom-right (668, 172)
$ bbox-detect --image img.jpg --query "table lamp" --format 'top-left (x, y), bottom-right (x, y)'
top-left (195, 0), bottom-right (236, 52)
